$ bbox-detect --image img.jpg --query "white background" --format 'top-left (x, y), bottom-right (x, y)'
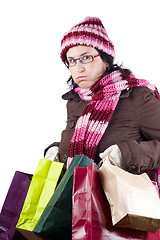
top-left (0, 0), bottom-right (160, 210)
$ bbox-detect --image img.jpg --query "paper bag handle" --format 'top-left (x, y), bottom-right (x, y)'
top-left (98, 155), bottom-right (118, 168)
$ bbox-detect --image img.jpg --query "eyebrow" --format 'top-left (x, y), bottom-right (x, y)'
top-left (67, 52), bottom-right (89, 59)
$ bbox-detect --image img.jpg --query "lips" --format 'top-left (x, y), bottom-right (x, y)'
top-left (76, 76), bottom-right (86, 81)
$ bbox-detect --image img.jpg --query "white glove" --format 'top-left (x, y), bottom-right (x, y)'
top-left (99, 144), bottom-right (122, 167)
top-left (45, 146), bottom-right (59, 161)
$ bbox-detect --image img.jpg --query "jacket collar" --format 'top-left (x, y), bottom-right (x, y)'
top-left (62, 90), bottom-right (81, 101)
top-left (120, 88), bottom-right (132, 98)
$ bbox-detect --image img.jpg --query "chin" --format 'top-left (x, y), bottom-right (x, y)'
top-left (80, 85), bottom-right (91, 89)
top-left (79, 82), bottom-right (92, 89)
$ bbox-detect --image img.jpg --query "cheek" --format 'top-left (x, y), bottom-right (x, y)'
top-left (93, 64), bottom-right (106, 78)
top-left (100, 63), bottom-right (107, 74)
top-left (69, 69), bottom-right (76, 79)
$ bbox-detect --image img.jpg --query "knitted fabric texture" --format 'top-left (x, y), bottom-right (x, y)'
top-left (60, 16), bottom-right (115, 63)
top-left (67, 70), bottom-right (160, 168)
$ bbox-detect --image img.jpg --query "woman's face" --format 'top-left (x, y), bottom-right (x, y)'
top-left (66, 46), bottom-right (108, 89)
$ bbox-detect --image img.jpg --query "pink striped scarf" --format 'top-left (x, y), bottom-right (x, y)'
top-left (67, 70), bottom-right (160, 168)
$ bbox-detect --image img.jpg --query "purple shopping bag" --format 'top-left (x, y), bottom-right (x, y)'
top-left (0, 171), bottom-right (32, 240)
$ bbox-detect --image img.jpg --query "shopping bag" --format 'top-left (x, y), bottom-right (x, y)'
top-left (72, 163), bottom-right (109, 240)
top-left (14, 228), bottom-right (47, 240)
top-left (98, 160), bottom-right (160, 233)
top-left (13, 229), bottom-right (27, 240)
top-left (147, 168), bottom-right (160, 197)
top-left (16, 159), bottom-right (64, 231)
top-left (34, 155), bottom-right (97, 240)
top-left (72, 163), bottom-right (160, 240)
top-left (0, 171), bottom-right (31, 240)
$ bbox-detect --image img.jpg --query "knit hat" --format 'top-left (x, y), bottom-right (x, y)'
top-left (60, 16), bottom-right (115, 63)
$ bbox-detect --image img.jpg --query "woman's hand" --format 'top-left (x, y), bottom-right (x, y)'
top-left (45, 146), bottom-right (59, 161)
top-left (99, 144), bottom-right (122, 167)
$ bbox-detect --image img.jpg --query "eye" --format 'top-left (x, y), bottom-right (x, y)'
top-left (82, 55), bottom-right (91, 60)
top-left (68, 58), bottom-right (76, 63)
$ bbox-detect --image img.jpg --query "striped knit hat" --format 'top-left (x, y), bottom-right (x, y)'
top-left (60, 16), bottom-right (115, 63)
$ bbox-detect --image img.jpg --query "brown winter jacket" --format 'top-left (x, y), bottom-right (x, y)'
top-left (45, 86), bottom-right (160, 173)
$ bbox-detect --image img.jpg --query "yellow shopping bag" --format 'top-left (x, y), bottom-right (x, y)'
top-left (16, 158), bottom-right (64, 231)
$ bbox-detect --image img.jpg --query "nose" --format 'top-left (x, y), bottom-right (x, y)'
top-left (76, 60), bottom-right (85, 72)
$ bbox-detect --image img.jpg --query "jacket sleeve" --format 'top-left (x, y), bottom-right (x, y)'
top-left (118, 88), bottom-right (160, 174)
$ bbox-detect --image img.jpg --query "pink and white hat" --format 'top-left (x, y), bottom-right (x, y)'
top-left (60, 16), bottom-right (115, 63)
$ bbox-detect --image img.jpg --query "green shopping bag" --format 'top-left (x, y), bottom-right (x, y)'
top-left (16, 158), bottom-right (64, 232)
top-left (33, 155), bottom-right (97, 240)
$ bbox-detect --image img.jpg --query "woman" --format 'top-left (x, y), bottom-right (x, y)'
top-left (45, 16), bottom-right (160, 175)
